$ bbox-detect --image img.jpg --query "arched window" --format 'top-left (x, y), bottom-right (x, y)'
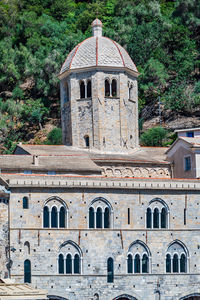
top-left (66, 254), bottom-right (72, 274)
top-left (146, 198), bottom-right (169, 229)
top-left (111, 79), bottom-right (117, 97)
top-left (166, 254), bottom-right (171, 273)
top-left (127, 240), bottom-right (150, 274)
top-left (89, 198), bottom-right (113, 229)
top-left (87, 80), bottom-right (91, 98)
top-left (107, 257), bottom-right (114, 283)
top-left (134, 254), bottom-right (140, 273)
top-left (23, 197), bottom-right (29, 209)
top-left (161, 207), bottom-right (167, 228)
top-left (127, 254), bottom-right (133, 273)
top-left (74, 254), bottom-right (80, 274)
top-left (180, 253), bottom-right (186, 273)
top-left (153, 208), bottom-right (159, 228)
top-left (84, 135), bottom-right (90, 148)
top-left (51, 206), bottom-right (58, 228)
top-left (24, 241), bottom-right (30, 255)
top-left (89, 207), bottom-right (95, 228)
top-left (96, 207), bottom-right (102, 228)
top-left (146, 207), bottom-right (152, 228)
top-left (104, 207), bottom-right (110, 228)
top-left (105, 79), bottom-right (110, 97)
top-left (166, 240), bottom-right (189, 274)
top-left (80, 81), bottom-right (85, 99)
top-left (142, 254), bottom-right (148, 273)
top-left (24, 259), bottom-right (31, 283)
top-left (58, 254), bottom-right (64, 274)
top-left (59, 206), bottom-right (65, 228)
top-left (173, 254), bottom-right (179, 273)
top-left (43, 206), bottom-right (49, 228)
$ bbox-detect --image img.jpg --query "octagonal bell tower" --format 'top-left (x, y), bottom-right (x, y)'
top-left (58, 19), bottom-right (139, 152)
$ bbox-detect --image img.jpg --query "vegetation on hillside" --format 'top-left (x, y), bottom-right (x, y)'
top-left (0, 0), bottom-right (199, 151)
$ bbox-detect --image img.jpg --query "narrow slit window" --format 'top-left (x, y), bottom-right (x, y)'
top-left (105, 79), bottom-right (110, 97)
top-left (107, 257), bottom-right (114, 283)
top-left (23, 197), bottom-right (29, 209)
top-left (80, 81), bottom-right (85, 99)
top-left (89, 207), bottom-right (95, 228)
top-left (111, 79), bottom-right (117, 97)
top-left (87, 80), bottom-right (91, 98)
top-left (58, 254), bottom-right (64, 274)
top-left (24, 259), bottom-right (31, 283)
top-left (128, 208), bottom-right (130, 225)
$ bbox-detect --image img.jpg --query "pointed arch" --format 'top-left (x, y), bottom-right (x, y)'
top-left (179, 294), bottom-right (200, 300)
top-left (44, 196), bottom-right (68, 210)
top-left (128, 240), bottom-right (151, 257)
top-left (59, 240), bottom-right (83, 257)
top-left (114, 295), bottom-right (138, 300)
top-left (166, 239), bottom-right (189, 257)
top-left (24, 241), bottom-right (30, 255)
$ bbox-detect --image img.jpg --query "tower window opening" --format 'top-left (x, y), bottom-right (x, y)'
top-left (23, 197), bottom-right (29, 209)
top-left (111, 79), bottom-right (117, 97)
top-left (80, 81), bottom-right (85, 99)
top-left (24, 259), bottom-right (31, 283)
top-left (84, 135), bottom-right (90, 148)
top-left (87, 80), bottom-right (92, 98)
top-left (105, 79), bottom-right (110, 97)
top-left (107, 257), bottom-right (114, 283)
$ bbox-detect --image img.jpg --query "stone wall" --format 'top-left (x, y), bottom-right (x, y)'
top-left (8, 185), bottom-right (200, 299)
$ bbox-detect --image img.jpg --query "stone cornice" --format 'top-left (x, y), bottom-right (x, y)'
top-left (5, 176), bottom-right (200, 191)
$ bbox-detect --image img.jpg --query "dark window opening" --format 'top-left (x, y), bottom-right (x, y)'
top-left (51, 206), bottom-right (58, 228)
top-left (66, 254), bottom-right (72, 274)
top-left (180, 254), bottom-right (186, 273)
top-left (87, 80), bottom-right (91, 98)
top-left (96, 207), bottom-right (102, 228)
top-left (134, 254), bottom-right (140, 273)
top-left (24, 241), bottom-right (30, 255)
top-left (104, 207), bottom-right (110, 228)
top-left (89, 207), bottom-right (95, 228)
top-left (166, 254), bottom-right (171, 273)
top-left (74, 254), bottom-right (80, 274)
top-left (107, 257), bottom-right (114, 283)
top-left (43, 206), bottom-right (49, 228)
top-left (23, 197), bottom-right (29, 209)
top-left (127, 254), bottom-right (133, 273)
top-left (80, 81), bottom-right (85, 99)
top-left (142, 254), bottom-right (148, 273)
top-left (153, 208), bottom-right (159, 228)
top-left (58, 254), bottom-right (64, 274)
top-left (184, 208), bottom-right (187, 225)
top-left (105, 79), bottom-right (110, 97)
top-left (146, 207), bottom-right (151, 228)
top-left (161, 207), bottom-right (167, 228)
top-left (173, 254), bottom-right (178, 273)
top-left (64, 82), bottom-right (69, 103)
top-left (185, 156), bottom-right (191, 171)
top-left (186, 131), bottom-right (194, 137)
top-left (24, 259), bottom-right (31, 283)
top-left (59, 206), bottom-right (65, 228)
top-left (128, 208), bottom-right (130, 225)
top-left (111, 79), bottom-right (117, 97)
top-left (84, 135), bottom-right (90, 148)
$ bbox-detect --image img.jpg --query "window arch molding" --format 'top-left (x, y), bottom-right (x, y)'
top-left (179, 293), bottom-right (200, 300)
top-left (43, 196), bottom-right (68, 229)
top-left (88, 197), bottom-right (114, 229)
top-left (146, 198), bottom-right (169, 229)
top-left (58, 240), bottom-right (83, 275)
top-left (165, 239), bottom-right (189, 274)
top-left (127, 240), bottom-right (151, 274)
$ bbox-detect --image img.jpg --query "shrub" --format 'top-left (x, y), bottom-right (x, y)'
top-left (140, 126), bottom-right (167, 147)
top-left (46, 127), bottom-right (62, 145)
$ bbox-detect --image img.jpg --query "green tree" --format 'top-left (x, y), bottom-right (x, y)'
top-left (140, 127), bottom-right (167, 147)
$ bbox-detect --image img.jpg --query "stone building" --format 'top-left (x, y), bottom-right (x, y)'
top-left (0, 19), bottom-right (199, 300)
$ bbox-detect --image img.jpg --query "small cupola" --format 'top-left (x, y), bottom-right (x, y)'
top-left (92, 18), bottom-right (102, 37)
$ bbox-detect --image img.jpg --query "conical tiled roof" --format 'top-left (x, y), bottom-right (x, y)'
top-left (60, 19), bottom-right (138, 75)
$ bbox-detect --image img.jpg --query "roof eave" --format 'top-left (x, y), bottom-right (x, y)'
top-left (58, 66), bottom-right (140, 80)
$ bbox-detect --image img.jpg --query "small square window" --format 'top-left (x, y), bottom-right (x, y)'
top-left (47, 171), bottom-right (56, 175)
top-left (24, 170), bottom-right (32, 174)
top-left (184, 156), bottom-right (191, 171)
top-left (186, 131), bottom-right (194, 137)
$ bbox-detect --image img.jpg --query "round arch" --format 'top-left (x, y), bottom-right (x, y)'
top-left (179, 294), bottom-right (200, 300)
top-left (48, 296), bottom-right (69, 300)
top-left (113, 295), bottom-right (138, 300)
